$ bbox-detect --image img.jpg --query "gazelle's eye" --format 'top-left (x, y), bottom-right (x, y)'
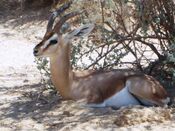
top-left (50, 39), bottom-right (57, 44)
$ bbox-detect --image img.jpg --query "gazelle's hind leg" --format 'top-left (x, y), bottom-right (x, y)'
top-left (127, 75), bottom-right (170, 106)
top-left (83, 86), bottom-right (140, 109)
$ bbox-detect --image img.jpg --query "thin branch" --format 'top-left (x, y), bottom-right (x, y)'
top-left (85, 43), bottom-right (120, 69)
top-left (100, 0), bottom-right (105, 23)
top-left (135, 39), bottom-right (164, 60)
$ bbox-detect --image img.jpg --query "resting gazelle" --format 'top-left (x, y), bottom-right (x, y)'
top-left (33, 2), bottom-right (170, 108)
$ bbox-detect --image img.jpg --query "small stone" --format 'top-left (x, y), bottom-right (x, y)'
top-left (63, 111), bottom-right (71, 117)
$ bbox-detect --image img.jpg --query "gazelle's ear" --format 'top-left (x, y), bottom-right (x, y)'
top-left (66, 23), bottom-right (95, 40)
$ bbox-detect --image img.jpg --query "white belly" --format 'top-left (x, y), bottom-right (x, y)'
top-left (86, 86), bottom-right (140, 108)
top-left (104, 86), bottom-right (140, 108)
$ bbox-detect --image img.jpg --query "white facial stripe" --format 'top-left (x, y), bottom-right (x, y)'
top-left (41, 33), bottom-right (58, 50)
top-left (49, 33), bottom-right (58, 41)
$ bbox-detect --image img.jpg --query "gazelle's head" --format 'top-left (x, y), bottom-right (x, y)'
top-left (33, 2), bottom-right (94, 58)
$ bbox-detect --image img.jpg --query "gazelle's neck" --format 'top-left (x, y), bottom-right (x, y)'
top-left (50, 43), bottom-right (72, 99)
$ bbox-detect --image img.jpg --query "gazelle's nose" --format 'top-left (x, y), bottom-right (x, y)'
top-left (33, 48), bottom-right (39, 56)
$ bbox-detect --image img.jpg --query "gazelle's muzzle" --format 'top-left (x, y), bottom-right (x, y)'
top-left (33, 41), bottom-right (43, 57)
top-left (33, 48), bottom-right (39, 56)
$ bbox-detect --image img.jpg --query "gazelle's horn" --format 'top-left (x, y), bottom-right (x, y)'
top-left (53, 11), bottom-right (83, 34)
top-left (45, 1), bottom-right (73, 35)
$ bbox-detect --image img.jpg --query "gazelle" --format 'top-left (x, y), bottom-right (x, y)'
top-left (33, 2), bottom-right (170, 108)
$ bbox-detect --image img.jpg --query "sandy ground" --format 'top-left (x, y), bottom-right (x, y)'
top-left (1, 10), bottom-right (175, 131)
